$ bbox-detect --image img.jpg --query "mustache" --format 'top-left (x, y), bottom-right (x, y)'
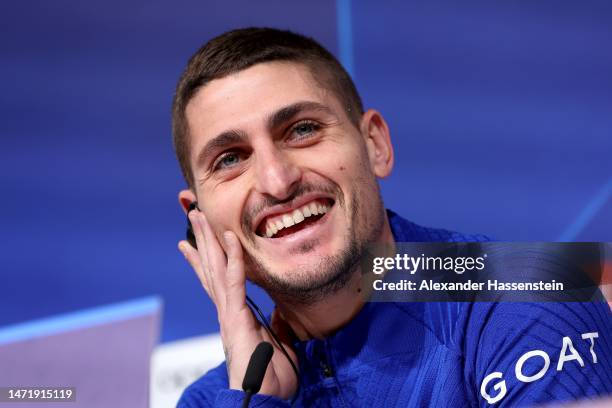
top-left (241, 181), bottom-right (344, 234)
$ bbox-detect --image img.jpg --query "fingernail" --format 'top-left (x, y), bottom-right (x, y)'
top-left (223, 231), bottom-right (232, 244)
top-left (178, 242), bottom-right (187, 253)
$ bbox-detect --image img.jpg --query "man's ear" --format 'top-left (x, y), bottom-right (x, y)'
top-left (178, 189), bottom-right (197, 215)
top-left (360, 109), bottom-right (394, 178)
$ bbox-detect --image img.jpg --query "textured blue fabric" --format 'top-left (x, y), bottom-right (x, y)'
top-left (177, 211), bottom-right (611, 407)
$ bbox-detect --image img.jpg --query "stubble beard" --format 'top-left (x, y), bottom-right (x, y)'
top-left (242, 178), bottom-right (385, 306)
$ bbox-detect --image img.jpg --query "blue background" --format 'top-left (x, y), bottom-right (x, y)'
top-left (1, 0), bottom-right (610, 342)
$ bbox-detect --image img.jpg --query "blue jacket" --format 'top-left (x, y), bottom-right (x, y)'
top-left (178, 211), bottom-right (611, 407)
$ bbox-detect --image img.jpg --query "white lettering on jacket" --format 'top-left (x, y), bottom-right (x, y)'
top-left (480, 332), bottom-right (599, 404)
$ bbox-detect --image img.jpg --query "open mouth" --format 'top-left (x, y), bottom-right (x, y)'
top-left (256, 198), bottom-right (335, 239)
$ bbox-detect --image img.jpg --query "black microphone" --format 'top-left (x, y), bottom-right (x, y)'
top-left (241, 341), bottom-right (274, 408)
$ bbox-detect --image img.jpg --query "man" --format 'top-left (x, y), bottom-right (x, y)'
top-left (173, 28), bottom-right (611, 407)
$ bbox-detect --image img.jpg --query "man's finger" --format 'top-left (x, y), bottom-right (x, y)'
top-left (188, 211), bottom-right (216, 300)
top-left (223, 231), bottom-right (247, 314)
top-left (198, 212), bottom-right (229, 302)
top-left (178, 240), bottom-right (212, 296)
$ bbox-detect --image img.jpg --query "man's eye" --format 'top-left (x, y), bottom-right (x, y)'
top-left (213, 152), bottom-right (241, 171)
top-left (290, 121), bottom-right (320, 140)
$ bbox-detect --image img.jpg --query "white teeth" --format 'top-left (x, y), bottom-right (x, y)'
top-left (309, 202), bottom-right (319, 215)
top-left (292, 209), bottom-right (305, 224)
top-left (282, 214), bottom-right (295, 228)
top-left (303, 205), bottom-right (311, 218)
top-left (263, 200), bottom-right (331, 238)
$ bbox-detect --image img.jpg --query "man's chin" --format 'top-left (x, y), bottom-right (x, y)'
top-left (252, 264), bottom-right (355, 305)
top-left (244, 239), bottom-right (362, 304)
top-left (254, 239), bottom-right (345, 271)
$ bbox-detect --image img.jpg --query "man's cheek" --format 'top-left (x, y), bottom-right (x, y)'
top-left (198, 209), bottom-right (234, 249)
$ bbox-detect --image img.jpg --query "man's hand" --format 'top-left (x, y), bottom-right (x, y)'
top-left (178, 210), bottom-right (299, 399)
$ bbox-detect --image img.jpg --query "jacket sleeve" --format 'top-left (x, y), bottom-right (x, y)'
top-left (461, 301), bottom-right (611, 407)
top-left (177, 361), bottom-right (290, 407)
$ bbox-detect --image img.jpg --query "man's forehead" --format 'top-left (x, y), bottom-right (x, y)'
top-left (185, 61), bottom-right (338, 142)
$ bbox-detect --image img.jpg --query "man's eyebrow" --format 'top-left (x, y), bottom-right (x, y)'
top-left (267, 101), bottom-right (335, 131)
top-left (196, 129), bottom-right (247, 169)
top-left (195, 102), bottom-right (334, 170)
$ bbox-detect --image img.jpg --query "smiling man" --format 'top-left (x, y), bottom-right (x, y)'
top-left (173, 28), bottom-right (611, 407)
top-left (181, 61), bottom-right (391, 307)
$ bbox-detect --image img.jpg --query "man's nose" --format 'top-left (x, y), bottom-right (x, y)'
top-left (254, 145), bottom-right (301, 200)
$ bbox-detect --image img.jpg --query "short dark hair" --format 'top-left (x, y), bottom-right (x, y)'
top-left (172, 27), bottom-right (364, 188)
